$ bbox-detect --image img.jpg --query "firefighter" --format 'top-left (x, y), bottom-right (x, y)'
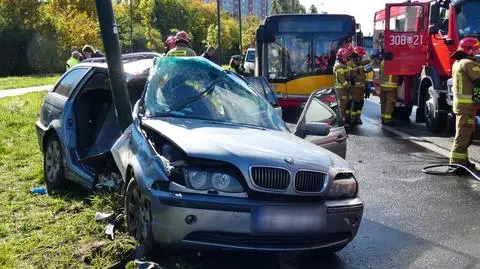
top-left (166, 31), bottom-right (197, 57)
top-left (449, 37), bottom-right (480, 171)
top-left (349, 46), bottom-right (370, 124)
top-left (379, 59), bottom-right (401, 125)
top-left (164, 36), bottom-right (176, 55)
top-left (334, 48), bottom-right (352, 126)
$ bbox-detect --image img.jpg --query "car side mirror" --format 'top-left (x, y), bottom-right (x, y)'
top-left (295, 122), bottom-right (331, 138)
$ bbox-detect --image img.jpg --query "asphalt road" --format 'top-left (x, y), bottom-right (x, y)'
top-left (168, 99), bottom-right (480, 269)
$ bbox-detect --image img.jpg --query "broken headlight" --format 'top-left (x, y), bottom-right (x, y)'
top-left (326, 173), bottom-right (358, 199)
top-left (184, 168), bottom-right (243, 193)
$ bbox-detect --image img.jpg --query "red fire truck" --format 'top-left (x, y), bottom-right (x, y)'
top-left (373, 0), bottom-right (479, 132)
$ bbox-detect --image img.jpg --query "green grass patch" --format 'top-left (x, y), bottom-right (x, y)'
top-left (0, 74), bottom-right (60, 90)
top-left (0, 92), bottom-right (138, 268)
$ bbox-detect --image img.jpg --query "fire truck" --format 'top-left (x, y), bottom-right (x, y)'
top-left (373, 0), bottom-right (479, 133)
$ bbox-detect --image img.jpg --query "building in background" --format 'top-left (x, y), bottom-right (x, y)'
top-left (204, 0), bottom-right (270, 19)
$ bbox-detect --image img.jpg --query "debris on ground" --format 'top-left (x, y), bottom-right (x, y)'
top-left (103, 214), bottom-right (125, 241)
top-left (134, 259), bottom-right (162, 269)
top-left (95, 171), bottom-right (123, 192)
top-left (30, 186), bottom-right (47, 195)
top-left (95, 211), bottom-right (115, 221)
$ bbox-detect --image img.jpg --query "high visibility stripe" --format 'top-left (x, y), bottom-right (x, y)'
top-left (380, 84), bottom-right (398, 88)
top-left (468, 118), bottom-right (475, 124)
top-left (383, 114), bottom-right (392, 120)
top-left (350, 111), bottom-right (358, 115)
top-left (458, 71), bottom-right (463, 95)
top-left (336, 85), bottom-right (345, 89)
top-left (455, 98), bottom-right (474, 104)
top-left (472, 66), bottom-right (480, 72)
top-left (355, 82), bottom-right (366, 86)
top-left (451, 151), bottom-right (468, 160)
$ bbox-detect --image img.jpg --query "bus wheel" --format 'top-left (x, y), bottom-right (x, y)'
top-left (424, 87), bottom-right (447, 133)
top-left (393, 104), bottom-right (412, 122)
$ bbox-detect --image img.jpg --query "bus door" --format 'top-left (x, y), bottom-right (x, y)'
top-left (383, 2), bottom-right (429, 75)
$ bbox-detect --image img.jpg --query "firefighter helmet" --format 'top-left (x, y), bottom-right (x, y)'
top-left (344, 43), bottom-right (353, 52)
top-left (353, 46), bottom-right (367, 57)
top-left (336, 48), bottom-right (350, 61)
top-left (457, 37), bottom-right (480, 56)
top-left (175, 31), bottom-right (190, 43)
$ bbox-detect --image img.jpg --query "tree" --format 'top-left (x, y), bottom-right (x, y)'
top-left (270, 0), bottom-right (306, 15)
top-left (241, 15), bottom-right (261, 52)
top-left (309, 4), bottom-right (318, 14)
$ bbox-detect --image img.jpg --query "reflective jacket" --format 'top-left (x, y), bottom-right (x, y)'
top-left (333, 61), bottom-right (350, 89)
top-left (452, 57), bottom-right (480, 112)
top-left (166, 45), bottom-right (197, 57)
top-left (66, 57), bottom-right (79, 70)
top-left (379, 60), bottom-right (400, 90)
top-left (350, 58), bottom-right (371, 87)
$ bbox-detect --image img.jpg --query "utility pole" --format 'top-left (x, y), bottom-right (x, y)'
top-left (95, 0), bottom-right (133, 131)
top-left (217, 0), bottom-right (222, 64)
top-left (238, 0), bottom-right (242, 54)
top-left (130, 0), bottom-right (134, 52)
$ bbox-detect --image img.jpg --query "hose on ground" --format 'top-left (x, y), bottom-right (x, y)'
top-left (422, 163), bottom-right (480, 181)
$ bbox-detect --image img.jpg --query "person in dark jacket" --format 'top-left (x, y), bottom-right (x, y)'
top-left (82, 45), bottom-right (103, 59)
top-left (201, 47), bottom-right (216, 62)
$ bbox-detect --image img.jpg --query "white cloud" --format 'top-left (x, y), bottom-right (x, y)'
top-left (299, 0), bottom-right (388, 35)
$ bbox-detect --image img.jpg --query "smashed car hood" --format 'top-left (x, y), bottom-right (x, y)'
top-left (142, 117), bottom-right (351, 172)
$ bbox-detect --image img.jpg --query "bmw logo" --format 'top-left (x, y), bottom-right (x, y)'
top-left (284, 157), bottom-right (294, 164)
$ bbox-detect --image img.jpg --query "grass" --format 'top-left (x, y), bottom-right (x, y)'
top-left (0, 74), bottom-right (61, 90)
top-left (0, 92), bottom-right (138, 268)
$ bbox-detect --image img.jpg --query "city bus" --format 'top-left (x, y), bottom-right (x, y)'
top-left (255, 14), bottom-right (356, 110)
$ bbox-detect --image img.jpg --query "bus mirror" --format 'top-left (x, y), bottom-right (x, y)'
top-left (429, 3), bottom-right (440, 25)
top-left (428, 24), bottom-right (439, 35)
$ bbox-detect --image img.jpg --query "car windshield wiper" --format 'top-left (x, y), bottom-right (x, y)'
top-left (165, 71), bottom-right (226, 114)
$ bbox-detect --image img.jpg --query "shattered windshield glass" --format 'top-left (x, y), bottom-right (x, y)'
top-left (144, 57), bottom-right (287, 131)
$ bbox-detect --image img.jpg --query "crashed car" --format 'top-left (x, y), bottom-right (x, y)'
top-left (112, 57), bottom-right (363, 253)
top-left (36, 53), bottom-right (160, 191)
top-left (36, 54), bottom-right (362, 253)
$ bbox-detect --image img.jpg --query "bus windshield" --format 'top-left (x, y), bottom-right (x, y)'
top-left (262, 16), bottom-right (354, 81)
top-left (456, 1), bottom-right (480, 39)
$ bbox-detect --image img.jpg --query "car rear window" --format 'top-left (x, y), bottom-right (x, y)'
top-left (54, 68), bottom-right (89, 97)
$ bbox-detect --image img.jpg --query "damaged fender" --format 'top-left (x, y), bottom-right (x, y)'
top-left (111, 122), bottom-right (170, 190)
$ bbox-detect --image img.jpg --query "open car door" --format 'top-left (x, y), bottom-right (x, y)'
top-left (383, 2), bottom-right (429, 75)
top-left (294, 88), bottom-right (347, 159)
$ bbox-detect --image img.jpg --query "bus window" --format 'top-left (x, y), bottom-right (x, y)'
top-left (313, 37), bottom-right (339, 75)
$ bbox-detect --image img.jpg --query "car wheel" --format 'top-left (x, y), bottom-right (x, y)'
top-left (44, 134), bottom-right (65, 192)
top-left (125, 177), bottom-right (155, 254)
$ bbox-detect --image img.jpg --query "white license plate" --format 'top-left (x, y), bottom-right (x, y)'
top-left (252, 206), bottom-right (326, 235)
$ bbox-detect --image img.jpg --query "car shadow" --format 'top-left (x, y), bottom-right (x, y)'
top-left (152, 218), bottom-right (479, 269)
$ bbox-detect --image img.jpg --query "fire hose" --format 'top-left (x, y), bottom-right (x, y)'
top-left (422, 163), bottom-right (480, 181)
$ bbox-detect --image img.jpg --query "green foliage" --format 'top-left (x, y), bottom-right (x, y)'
top-left (309, 4), bottom-right (318, 14)
top-left (242, 15), bottom-right (261, 52)
top-left (270, 0), bottom-right (306, 15)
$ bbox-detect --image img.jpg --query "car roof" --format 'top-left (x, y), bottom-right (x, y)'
top-left (74, 52), bottom-right (161, 80)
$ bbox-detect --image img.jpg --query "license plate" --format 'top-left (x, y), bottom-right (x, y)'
top-left (252, 205), bottom-right (326, 235)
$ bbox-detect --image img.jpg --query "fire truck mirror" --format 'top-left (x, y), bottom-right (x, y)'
top-left (429, 3), bottom-right (440, 26)
top-left (383, 52), bottom-right (393, 61)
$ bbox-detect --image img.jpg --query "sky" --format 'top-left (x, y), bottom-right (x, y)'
top-left (298, 0), bottom-right (388, 35)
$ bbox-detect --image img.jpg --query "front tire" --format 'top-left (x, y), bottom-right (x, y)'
top-left (43, 134), bottom-right (65, 192)
top-left (125, 177), bottom-right (155, 254)
top-left (424, 87), bottom-right (447, 133)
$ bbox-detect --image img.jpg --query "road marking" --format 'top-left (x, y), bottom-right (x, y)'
top-left (362, 117), bottom-right (480, 167)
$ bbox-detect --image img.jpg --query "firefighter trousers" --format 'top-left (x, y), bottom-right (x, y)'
top-left (450, 106), bottom-right (476, 164)
top-left (380, 88), bottom-right (397, 123)
top-left (351, 86), bottom-right (364, 121)
top-left (337, 87), bottom-right (350, 123)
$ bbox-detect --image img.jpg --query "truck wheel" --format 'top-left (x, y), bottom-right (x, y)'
top-left (424, 87), bottom-right (447, 133)
top-left (393, 104), bottom-right (412, 122)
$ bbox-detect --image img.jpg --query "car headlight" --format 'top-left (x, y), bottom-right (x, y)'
top-left (327, 175), bottom-right (358, 199)
top-left (184, 168), bottom-right (243, 193)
